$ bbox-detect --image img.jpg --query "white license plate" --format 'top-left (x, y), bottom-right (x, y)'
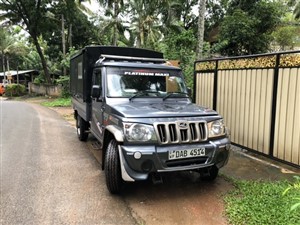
top-left (168, 148), bottom-right (205, 160)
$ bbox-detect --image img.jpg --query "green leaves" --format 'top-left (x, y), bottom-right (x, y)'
top-left (41, 97), bottom-right (71, 107)
top-left (217, 0), bottom-right (282, 56)
top-left (225, 179), bottom-right (300, 225)
top-left (283, 176), bottom-right (300, 212)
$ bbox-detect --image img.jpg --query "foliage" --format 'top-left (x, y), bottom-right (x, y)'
top-left (225, 179), bottom-right (300, 225)
top-left (45, 1), bottom-right (97, 57)
top-left (4, 84), bottom-right (26, 97)
top-left (283, 176), bottom-right (300, 211)
top-left (217, 0), bottom-right (283, 56)
top-left (0, 0), bottom-right (53, 84)
top-left (159, 29), bottom-right (197, 89)
top-left (272, 26), bottom-right (298, 51)
top-left (33, 75), bottom-right (45, 85)
top-left (96, 0), bottom-right (126, 46)
top-left (1, 0), bottom-right (297, 91)
top-left (55, 76), bottom-right (70, 98)
top-left (41, 97), bottom-right (72, 107)
top-left (127, 0), bottom-right (162, 48)
top-left (289, 0), bottom-right (300, 19)
top-left (0, 27), bottom-right (18, 73)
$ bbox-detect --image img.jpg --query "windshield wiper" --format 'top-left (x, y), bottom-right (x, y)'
top-left (163, 92), bottom-right (189, 101)
top-left (129, 90), bottom-right (159, 101)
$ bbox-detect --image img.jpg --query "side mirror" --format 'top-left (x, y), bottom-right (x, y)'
top-left (92, 85), bottom-right (101, 99)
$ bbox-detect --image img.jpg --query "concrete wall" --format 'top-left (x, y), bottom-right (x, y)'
top-left (28, 82), bottom-right (62, 97)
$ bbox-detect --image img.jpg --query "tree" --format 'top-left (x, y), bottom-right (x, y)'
top-left (196, 0), bottom-right (206, 59)
top-left (97, 0), bottom-right (125, 46)
top-left (41, 0), bottom-right (97, 76)
top-left (273, 26), bottom-right (297, 50)
top-left (0, 28), bottom-right (15, 82)
top-left (288, 0), bottom-right (300, 18)
top-left (0, 0), bottom-right (54, 84)
top-left (217, 0), bottom-right (282, 56)
top-left (128, 0), bottom-right (161, 48)
top-left (159, 29), bottom-right (197, 89)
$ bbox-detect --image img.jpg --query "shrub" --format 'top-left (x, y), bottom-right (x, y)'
top-left (5, 84), bottom-right (26, 97)
top-left (55, 76), bottom-right (70, 98)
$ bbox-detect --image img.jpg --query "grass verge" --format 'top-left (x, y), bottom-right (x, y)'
top-left (224, 177), bottom-right (300, 225)
top-left (41, 97), bottom-right (71, 107)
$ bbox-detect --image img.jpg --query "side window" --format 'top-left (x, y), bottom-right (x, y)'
top-left (92, 69), bottom-right (102, 87)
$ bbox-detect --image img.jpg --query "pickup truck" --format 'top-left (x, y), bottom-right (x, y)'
top-left (70, 46), bottom-right (230, 194)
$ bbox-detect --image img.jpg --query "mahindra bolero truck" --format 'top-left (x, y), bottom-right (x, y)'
top-left (70, 46), bottom-right (230, 194)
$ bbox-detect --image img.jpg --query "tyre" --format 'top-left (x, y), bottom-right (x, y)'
top-left (76, 115), bottom-right (89, 141)
top-left (201, 165), bottom-right (219, 181)
top-left (104, 139), bottom-right (122, 194)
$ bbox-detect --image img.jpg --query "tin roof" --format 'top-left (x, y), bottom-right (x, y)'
top-left (0, 70), bottom-right (38, 76)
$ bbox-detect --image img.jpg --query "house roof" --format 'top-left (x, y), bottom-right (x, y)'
top-left (0, 70), bottom-right (39, 77)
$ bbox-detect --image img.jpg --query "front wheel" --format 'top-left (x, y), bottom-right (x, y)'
top-left (201, 165), bottom-right (219, 181)
top-left (104, 139), bottom-right (123, 194)
top-left (76, 115), bottom-right (89, 141)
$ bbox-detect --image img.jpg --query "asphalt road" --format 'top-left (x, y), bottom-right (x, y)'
top-left (1, 100), bottom-right (231, 225)
top-left (1, 101), bottom-right (136, 225)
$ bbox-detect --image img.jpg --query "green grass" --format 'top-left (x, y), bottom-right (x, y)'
top-left (41, 97), bottom-right (71, 107)
top-left (224, 178), bottom-right (300, 225)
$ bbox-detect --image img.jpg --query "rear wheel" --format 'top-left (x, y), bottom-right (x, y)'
top-left (76, 115), bottom-right (89, 141)
top-left (105, 139), bottom-right (122, 194)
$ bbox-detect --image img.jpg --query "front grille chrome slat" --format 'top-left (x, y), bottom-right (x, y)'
top-left (154, 121), bottom-right (207, 144)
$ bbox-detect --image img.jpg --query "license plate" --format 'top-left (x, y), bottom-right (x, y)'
top-left (168, 148), bottom-right (205, 160)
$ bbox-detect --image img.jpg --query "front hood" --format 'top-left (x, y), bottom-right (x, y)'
top-left (110, 101), bottom-right (217, 118)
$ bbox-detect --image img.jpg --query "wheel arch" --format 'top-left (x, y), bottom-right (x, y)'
top-left (101, 126), bottom-right (124, 170)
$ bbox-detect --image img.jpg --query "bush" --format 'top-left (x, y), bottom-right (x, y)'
top-left (5, 84), bottom-right (26, 97)
top-left (55, 76), bottom-right (70, 98)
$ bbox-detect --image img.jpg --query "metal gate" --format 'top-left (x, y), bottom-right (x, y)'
top-left (194, 51), bottom-right (300, 167)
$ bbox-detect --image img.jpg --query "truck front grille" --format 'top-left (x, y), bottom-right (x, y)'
top-left (154, 121), bottom-right (207, 144)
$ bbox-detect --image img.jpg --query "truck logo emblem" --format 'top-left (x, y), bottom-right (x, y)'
top-left (178, 122), bottom-right (188, 128)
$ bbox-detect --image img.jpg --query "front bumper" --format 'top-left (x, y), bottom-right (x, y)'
top-left (119, 137), bottom-right (230, 181)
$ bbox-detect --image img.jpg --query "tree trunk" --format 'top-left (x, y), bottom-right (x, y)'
top-left (2, 51), bottom-right (6, 83)
top-left (140, 22), bottom-right (144, 48)
top-left (113, 2), bottom-right (118, 46)
top-left (32, 36), bottom-right (52, 84)
top-left (62, 14), bottom-right (66, 76)
top-left (68, 24), bottom-right (73, 48)
top-left (196, 0), bottom-right (206, 60)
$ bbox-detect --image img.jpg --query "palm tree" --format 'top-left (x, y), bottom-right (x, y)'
top-left (97, 0), bottom-right (125, 46)
top-left (0, 0), bottom-right (53, 84)
top-left (0, 28), bottom-right (15, 83)
top-left (128, 0), bottom-right (161, 48)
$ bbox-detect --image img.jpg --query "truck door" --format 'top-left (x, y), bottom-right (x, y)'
top-left (90, 68), bottom-right (104, 141)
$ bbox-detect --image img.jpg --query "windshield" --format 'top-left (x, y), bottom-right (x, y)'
top-left (106, 67), bottom-right (188, 98)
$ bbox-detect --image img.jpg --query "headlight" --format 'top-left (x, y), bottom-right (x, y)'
top-left (208, 119), bottom-right (226, 138)
top-left (124, 123), bottom-right (157, 142)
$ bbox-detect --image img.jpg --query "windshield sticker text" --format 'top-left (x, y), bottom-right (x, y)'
top-left (124, 71), bottom-right (169, 76)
